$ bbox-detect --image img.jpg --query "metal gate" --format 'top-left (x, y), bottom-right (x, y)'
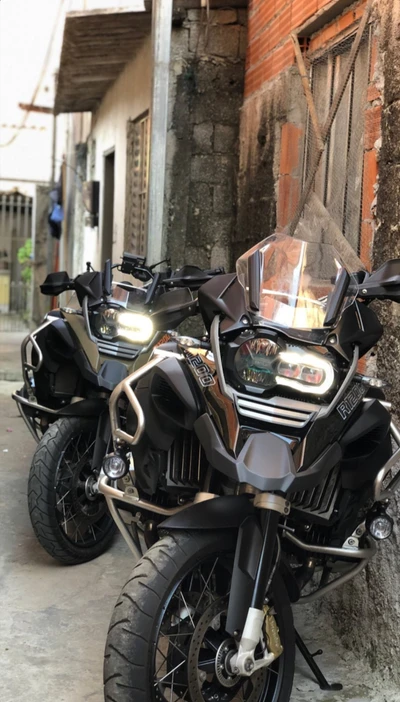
top-left (0, 192), bottom-right (33, 331)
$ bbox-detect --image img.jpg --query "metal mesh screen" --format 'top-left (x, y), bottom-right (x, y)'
top-left (302, 30), bottom-right (370, 252)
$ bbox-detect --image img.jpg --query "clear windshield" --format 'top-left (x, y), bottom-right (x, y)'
top-left (237, 234), bottom-right (358, 333)
top-left (109, 282), bottom-right (147, 311)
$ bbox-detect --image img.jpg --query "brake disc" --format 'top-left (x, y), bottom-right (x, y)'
top-left (187, 597), bottom-right (266, 702)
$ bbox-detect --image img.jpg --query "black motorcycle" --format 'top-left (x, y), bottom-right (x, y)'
top-left (100, 234), bottom-right (400, 702)
top-left (13, 253), bottom-right (222, 564)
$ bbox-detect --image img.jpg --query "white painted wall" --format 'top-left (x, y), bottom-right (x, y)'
top-left (88, 36), bottom-right (152, 271)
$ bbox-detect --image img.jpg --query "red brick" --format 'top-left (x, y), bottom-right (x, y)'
top-left (288, 176), bottom-right (300, 221)
top-left (272, 39), bottom-right (294, 75)
top-left (280, 122), bottom-right (302, 175)
top-left (362, 149), bottom-right (378, 220)
top-left (258, 28), bottom-right (272, 60)
top-left (359, 220), bottom-right (374, 268)
top-left (278, 175), bottom-right (300, 228)
top-left (309, 21), bottom-right (339, 52)
top-left (337, 11), bottom-right (355, 33)
top-left (367, 84), bottom-right (381, 104)
top-left (364, 106), bottom-right (382, 150)
top-left (278, 175), bottom-right (292, 228)
top-left (255, 0), bottom-right (277, 35)
top-left (354, 1), bottom-right (367, 20)
top-left (247, 36), bottom-right (261, 65)
top-left (291, 0), bottom-right (318, 31)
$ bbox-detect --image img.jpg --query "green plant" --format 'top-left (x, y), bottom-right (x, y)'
top-left (17, 239), bottom-right (33, 284)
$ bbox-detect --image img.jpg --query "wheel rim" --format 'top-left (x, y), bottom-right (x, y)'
top-left (55, 429), bottom-right (112, 547)
top-left (152, 554), bottom-right (286, 702)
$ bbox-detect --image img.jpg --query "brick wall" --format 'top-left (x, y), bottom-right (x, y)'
top-left (238, 0), bottom-right (381, 272)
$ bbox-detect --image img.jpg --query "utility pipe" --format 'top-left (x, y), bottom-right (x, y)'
top-left (146, 0), bottom-right (173, 265)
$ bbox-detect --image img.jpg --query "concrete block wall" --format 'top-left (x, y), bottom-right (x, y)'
top-left (164, 7), bottom-right (247, 273)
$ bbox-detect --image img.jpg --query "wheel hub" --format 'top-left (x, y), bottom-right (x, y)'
top-left (188, 597), bottom-right (265, 702)
top-left (215, 638), bottom-right (240, 688)
top-left (84, 474), bottom-right (98, 501)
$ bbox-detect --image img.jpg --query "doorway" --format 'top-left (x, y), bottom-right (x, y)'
top-left (101, 150), bottom-right (115, 265)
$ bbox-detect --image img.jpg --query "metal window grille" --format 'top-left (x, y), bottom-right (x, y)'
top-left (124, 112), bottom-right (150, 256)
top-left (303, 29), bottom-right (371, 252)
top-left (0, 192), bottom-right (33, 329)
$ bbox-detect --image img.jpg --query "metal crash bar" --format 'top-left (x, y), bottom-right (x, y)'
top-left (373, 420), bottom-right (400, 502)
top-left (20, 318), bottom-right (55, 394)
top-left (108, 354), bottom-right (164, 447)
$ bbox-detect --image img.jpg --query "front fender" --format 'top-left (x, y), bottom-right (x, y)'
top-left (159, 494), bottom-right (255, 531)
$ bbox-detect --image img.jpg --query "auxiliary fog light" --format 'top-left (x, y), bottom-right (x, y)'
top-left (103, 454), bottom-right (128, 480)
top-left (366, 509), bottom-right (394, 541)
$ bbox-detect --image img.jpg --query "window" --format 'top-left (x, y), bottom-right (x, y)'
top-left (124, 112), bottom-right (150, 256)
top-left (304, 30), bottom-right (371, 252)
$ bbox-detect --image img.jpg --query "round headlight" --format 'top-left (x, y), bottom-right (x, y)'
top-left (366, 510), bottom-right (394, 540)
top-left (103, 454), bottom-right (128, 480)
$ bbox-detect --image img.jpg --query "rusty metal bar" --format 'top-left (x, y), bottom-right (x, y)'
top-left (291, 33), bottom-right (324, 152)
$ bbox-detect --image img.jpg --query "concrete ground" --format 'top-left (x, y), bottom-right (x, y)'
top-left (0, 332), bottom-right (398, 702)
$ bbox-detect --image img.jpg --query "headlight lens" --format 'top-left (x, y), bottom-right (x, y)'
top-left (95, 308), bottom-right (154, 343)
top-left (234, 338), bottom-right (335, 395)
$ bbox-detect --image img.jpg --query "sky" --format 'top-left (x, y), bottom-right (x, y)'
top-left (0, 0), bottom-right (144, 194)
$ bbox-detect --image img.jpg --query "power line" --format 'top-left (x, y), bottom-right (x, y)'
top-left (0, 0), bottom-right (66, 149)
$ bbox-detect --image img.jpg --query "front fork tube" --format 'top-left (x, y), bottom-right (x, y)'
top-left (229, 495), bottom-right (289, 677)
top-left (92, 411), bottom-right (111, 473)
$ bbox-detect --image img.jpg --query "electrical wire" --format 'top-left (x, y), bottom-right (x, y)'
top-left (0, 0), bottom-right (67, 149)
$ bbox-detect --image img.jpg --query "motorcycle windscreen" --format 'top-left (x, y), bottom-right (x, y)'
top-left (236, 234), bottom-right (359, 339)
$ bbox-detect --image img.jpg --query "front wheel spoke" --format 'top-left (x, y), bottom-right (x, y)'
top-left (202, 628), bottom-right (224, 654)
top-left (154, 658), bottom-right (185, 686)
top-left (161, 636), bottom-right (187, 662)
top-left (56, 490), bottom-right (71, 506)
top-left (179, 591), bottom-right (195, 630)
top-left (194, 558), bottom-right (218, 613)
top-left (197, 651), bottom-right (216, 673)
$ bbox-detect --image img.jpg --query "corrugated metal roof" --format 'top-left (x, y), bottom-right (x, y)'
top-left (55, 8), bottom-right (151, 115)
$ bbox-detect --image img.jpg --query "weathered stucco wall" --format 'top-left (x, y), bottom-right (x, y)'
top-left (164, 8), bottom-right (247, 272)
top-left (89, 37), bottom-right (152, 270)
top-left (236, 67), bottom-right (306, 261)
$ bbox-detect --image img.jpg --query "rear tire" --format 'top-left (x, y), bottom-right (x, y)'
top-left (104, 530), bottom-right (295, 702)
top-left (28, 417), bottom-right (116, 565)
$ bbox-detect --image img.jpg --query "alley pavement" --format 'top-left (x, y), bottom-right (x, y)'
top-left (0, 334), bottom-right (398, 701)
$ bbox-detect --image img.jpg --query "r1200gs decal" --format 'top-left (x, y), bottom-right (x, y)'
top-left (336, 383), bottom-right (366, 420)
top-left (186, 352), bottom-right (216, 388)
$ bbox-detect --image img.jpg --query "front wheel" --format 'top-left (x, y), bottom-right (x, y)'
top-left (28, 416), bottom-right (117, 564)
top-left (104, 530), bottom-right (295, 702)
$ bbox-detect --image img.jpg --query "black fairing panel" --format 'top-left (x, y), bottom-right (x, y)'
top-left (32, 321), bottom-right (81, 406)
top-left (97, 360), bottom-right (128, 391)
top-left (339, 398), bottom-right (392, 489)
top-left (198, 274), bottom-right (247, 332)
top-left (130, 356), bottom-right (202, 452)
top-left (332, 302), bottom-right (383, 359)
top-left (50, 318), bottom-right (77, 354)
top-left (195, 414), bottom-right (342, 492)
